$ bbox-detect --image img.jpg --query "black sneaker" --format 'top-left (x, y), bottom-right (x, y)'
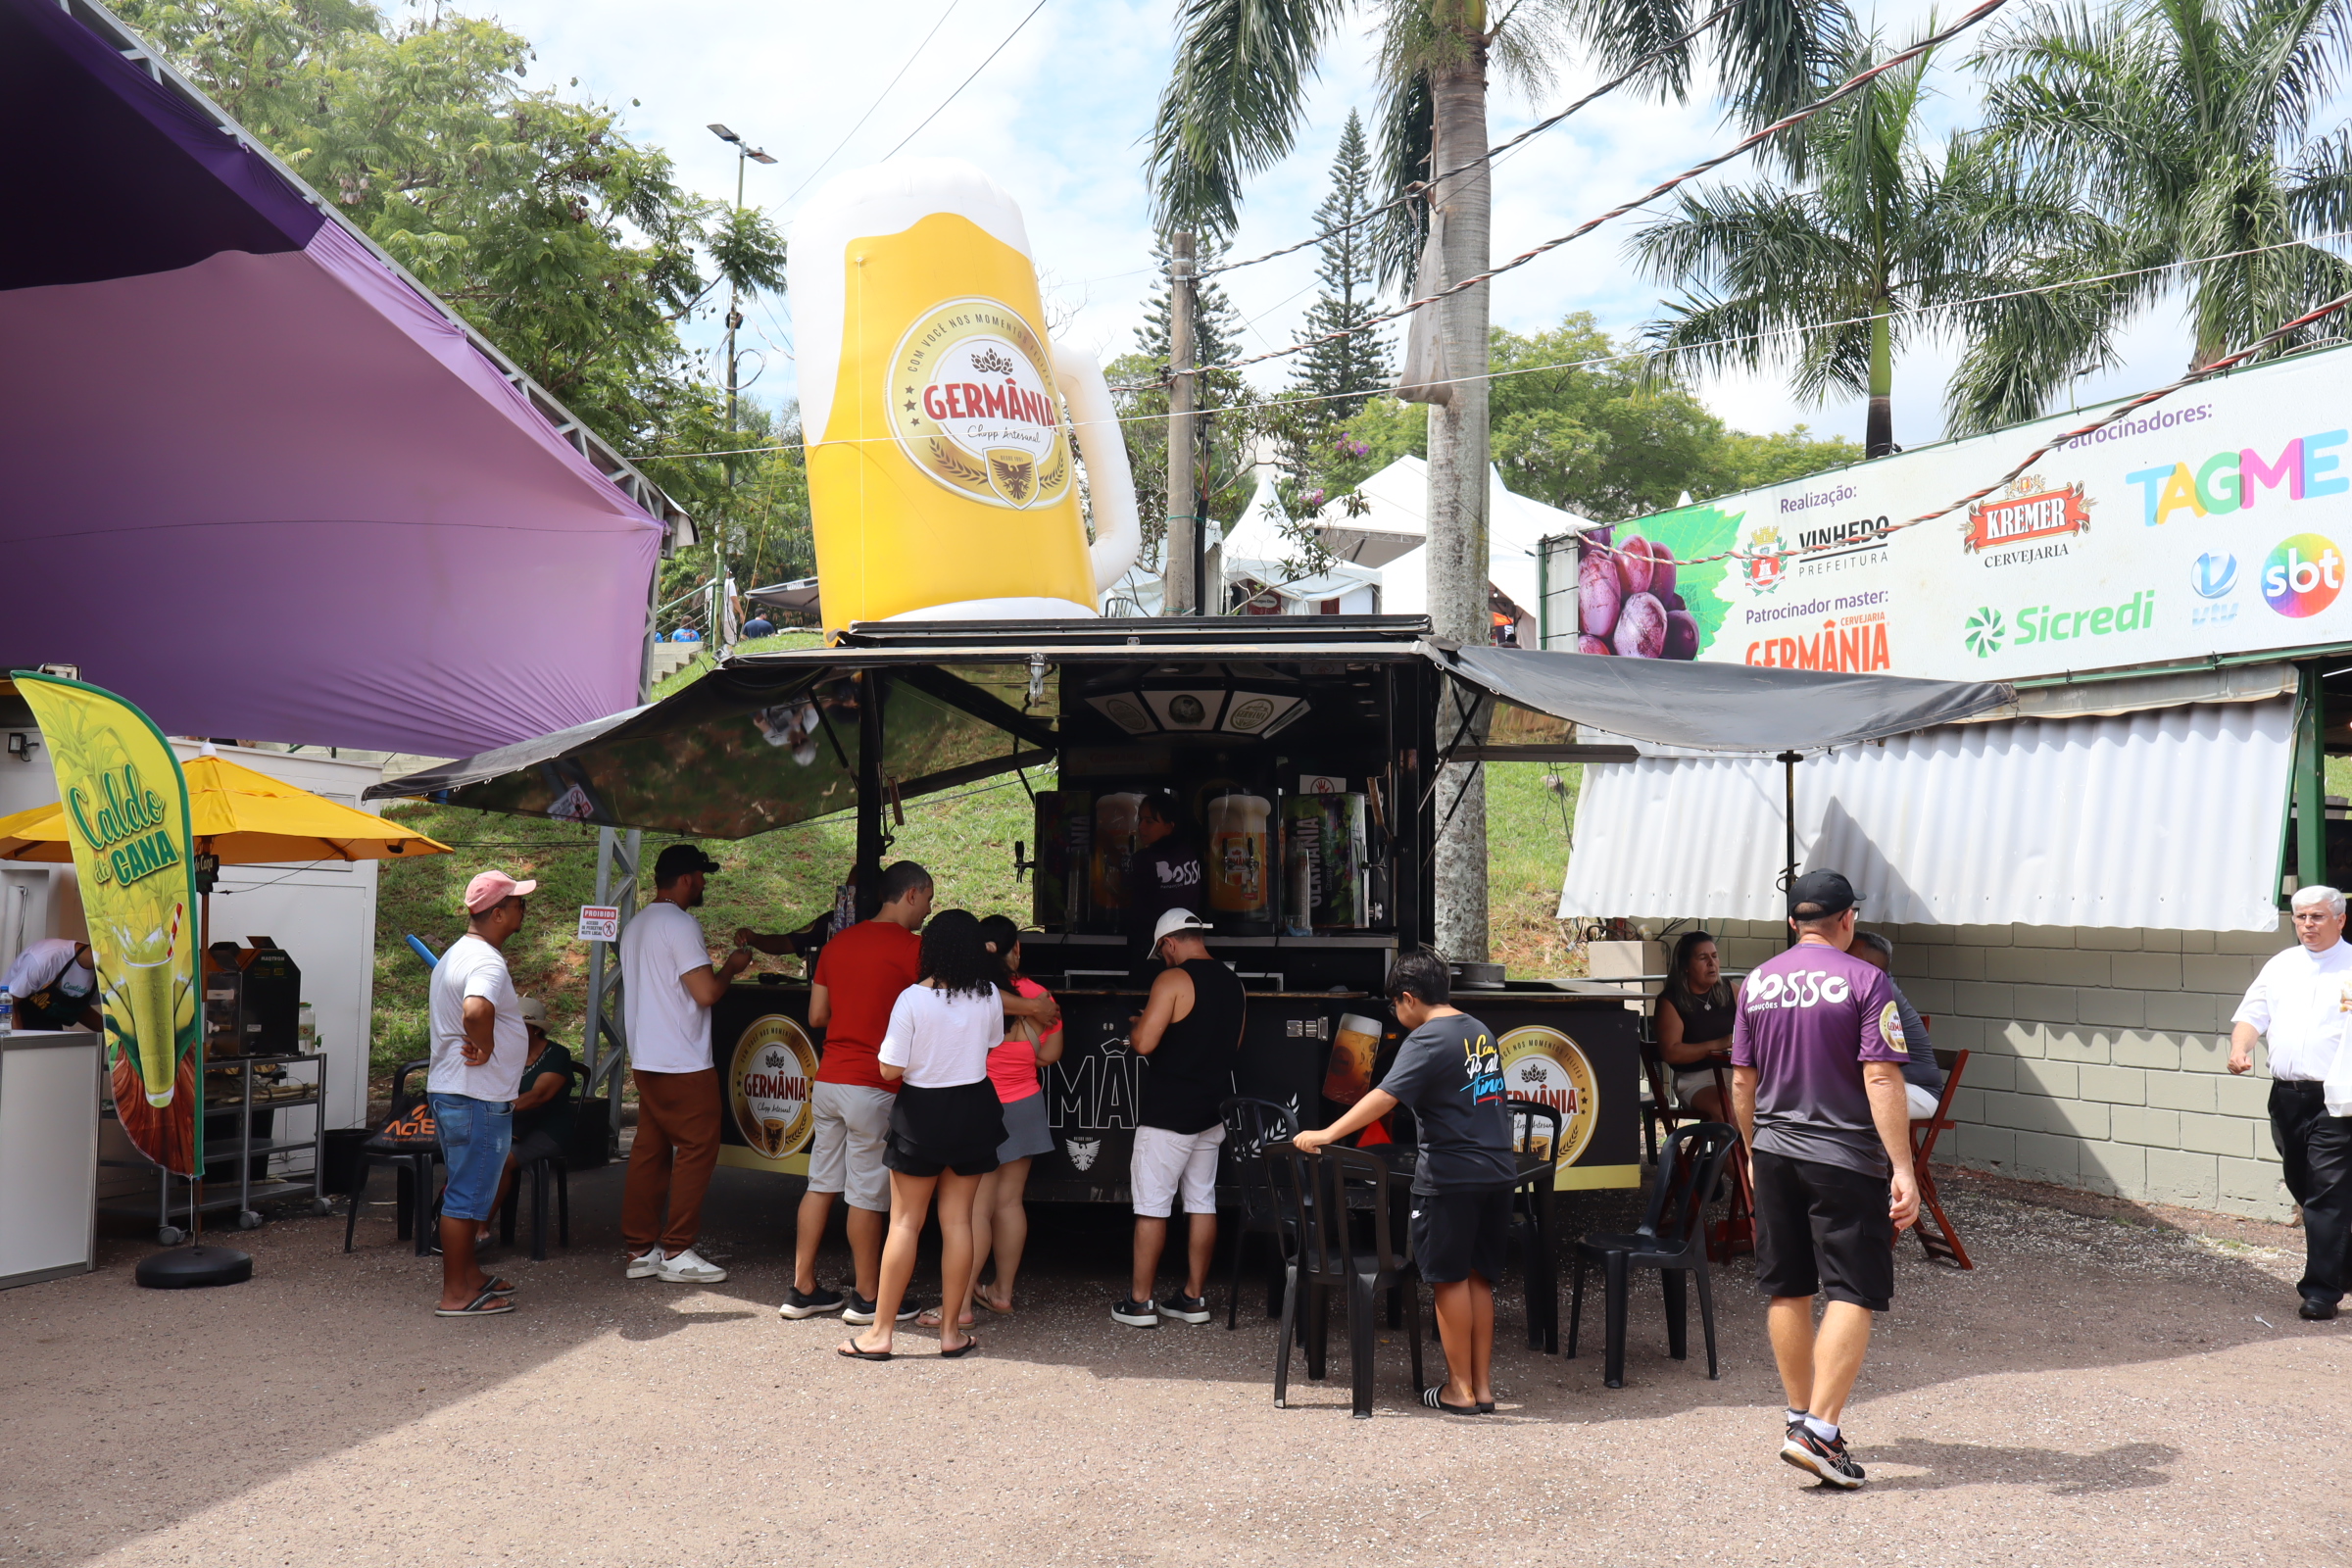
top-left (895, 1298), bottom-right (925, 1322)
top-left (1780, 1423), bottom-right (1866, 1489)
top-left (840, 1292), bottom-right (925, 1324)
top-left (1111, 1296), bottom-right (1160, 1327)
top-left (1156, 1292), bottom-right (1211, 1325)
top-left (777, 1285), bottom-right (845, 1319)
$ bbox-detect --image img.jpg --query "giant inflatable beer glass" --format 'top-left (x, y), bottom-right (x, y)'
top-left (793, 159), bottom-right (1142, 627)
top-left (14, 672), bottom-right (202, 1174)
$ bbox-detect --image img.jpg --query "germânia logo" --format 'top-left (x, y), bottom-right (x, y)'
top-left (1963, 608), bottom-right (2006, 658)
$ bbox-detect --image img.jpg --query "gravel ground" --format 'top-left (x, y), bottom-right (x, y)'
top-left (3, 1162), bottom-right (2341, 1567)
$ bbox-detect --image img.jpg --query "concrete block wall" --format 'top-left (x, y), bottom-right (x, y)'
top-left (1707, 916), bottom-right (2298, 1221)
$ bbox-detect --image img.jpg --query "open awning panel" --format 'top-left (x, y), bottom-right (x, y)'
top-left (0, 0), bottom-right (663, 755)
top-left (1560, 699), bottom-right (2295, 932)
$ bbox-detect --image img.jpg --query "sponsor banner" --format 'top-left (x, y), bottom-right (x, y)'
top-left (14, 673), bottom-right (202, 1175)
top-left (726, 1014), bottom-right (819, 1164)
top-left (1555, 344), bottom-right (2352, 680)
top-left (1496, 1025), bottom-right (1600, 1179)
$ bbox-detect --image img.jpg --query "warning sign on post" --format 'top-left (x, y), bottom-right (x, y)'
top-left (577, 906), bottom-right (621, 943)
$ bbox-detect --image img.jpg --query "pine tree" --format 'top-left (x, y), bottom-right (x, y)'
top-left (1133, 232), bottom-right (1244, 370)
top-left (1288, 112), bottom-right (1393, 423)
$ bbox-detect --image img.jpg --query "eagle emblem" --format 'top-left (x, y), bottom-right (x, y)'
top-left (987, 448), bottom-right (1038, 506)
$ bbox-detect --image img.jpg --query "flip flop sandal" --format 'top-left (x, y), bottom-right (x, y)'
top-left (1477, 1400), bottom-right (1497, 1414)
top-left (837, 1341), bottom-right (894, 1362)
top-left (937, 1337), bottom-right (981, 1359)
top-left (915, 1307), bottom-right (975, 1330)
top-left (974, 1294), bottom-right (1014, 1315)
top-left (1420, 1388), bottom-right (1481, 1415)
top-left (482, 1278), bottom-right (516, 1297)
top-left (435, 1287), bottom-right (514, 1318)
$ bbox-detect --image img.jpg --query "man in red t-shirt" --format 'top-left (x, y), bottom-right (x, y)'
top-left (766, 860), bottom-right (931, 1324)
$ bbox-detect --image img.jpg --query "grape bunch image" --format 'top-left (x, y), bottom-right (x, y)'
top-left (1574, 524), bottom-right (1701, 661)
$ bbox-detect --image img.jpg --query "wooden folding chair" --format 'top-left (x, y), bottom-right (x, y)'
top-left (1638, 1029), bottom-right (1704, 1165)
top-left (1906, 1046), bottom-right (1973, 1269)
top-left (1699, 1059), bottom-right (1755, 1262)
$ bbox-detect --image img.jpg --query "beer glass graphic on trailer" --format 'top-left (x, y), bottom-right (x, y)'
top-left (110, 905), bottom-right (186, 1106)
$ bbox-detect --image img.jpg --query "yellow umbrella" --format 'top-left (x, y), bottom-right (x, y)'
top-left (0, 748), bottom-right (451, 865)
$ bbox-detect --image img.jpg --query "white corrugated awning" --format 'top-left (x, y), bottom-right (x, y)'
top-left (1558, 698), bottom-right (2296, 932)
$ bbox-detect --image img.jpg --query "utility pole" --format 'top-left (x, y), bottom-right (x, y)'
top-left (1165, 232), bottom-right (1198, 615)
top-left (708, 123), bottom-right (776, 462)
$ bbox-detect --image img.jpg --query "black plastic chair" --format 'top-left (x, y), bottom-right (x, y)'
top-left (496, 1064), bottom-right (587, 1260)
top-left (1271, 1142), bottom-right (1424, 1418)
top-left (343, 1059), bottom-right (442, 1256)
top-left (1218, 1096), bottom-right (1301, 1329)
top-left (1566, 1121), bottom-right (1742, 1388)
top-left (1504, 1097), bottom-right (1564, 1352)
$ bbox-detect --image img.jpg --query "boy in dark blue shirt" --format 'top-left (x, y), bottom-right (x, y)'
top-left (1296, 947), bottom-right (1514, 1414)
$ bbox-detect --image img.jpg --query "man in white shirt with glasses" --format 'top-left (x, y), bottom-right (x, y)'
top-left (2230, 884), bottom-right (2352, 1319)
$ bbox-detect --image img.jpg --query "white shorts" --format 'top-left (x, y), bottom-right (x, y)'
top-left (1130, 1123), bottom-right (1225, 1217)
top-left (1906, 1082), bottom-right (1940, 1120)
top-left (808, 1082), bottom-right (894, 1211)
top-left (1673, 1068), bottom-right (1728, 1107)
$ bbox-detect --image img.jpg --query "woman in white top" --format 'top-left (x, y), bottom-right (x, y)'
top-left (842, 909), bottom-right (1005, 1360)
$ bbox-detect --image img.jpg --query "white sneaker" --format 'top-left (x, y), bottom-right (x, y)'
top-left (625, 1246), bottom-right (665, 1280)
top-left (657, 1247), bottom-right (729, 1284)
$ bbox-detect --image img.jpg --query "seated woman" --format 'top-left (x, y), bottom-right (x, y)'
top-left (485, 996), bottom-right (574, 1240)
top-left (1656, 931), bottom-right (1739, 1121)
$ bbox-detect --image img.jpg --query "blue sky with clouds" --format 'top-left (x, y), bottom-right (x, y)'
top-left (476, 0), bottom-right (2207, 454)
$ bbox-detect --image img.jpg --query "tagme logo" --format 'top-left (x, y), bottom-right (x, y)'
top-left (1963, 607), bottom-right (2006, 658)
top-left (2190, 552), bottom-right (2238, 599)
top-left (2263, 534), bottom-right (2344, 617)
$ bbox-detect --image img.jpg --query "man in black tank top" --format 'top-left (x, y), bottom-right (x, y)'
top-left (1112, 908), bottom-right (1246, 1328)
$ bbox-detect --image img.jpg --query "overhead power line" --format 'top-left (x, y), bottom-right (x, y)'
top-left (1195, 1), bottom-right (1741, 281)
top-left (781, 0), bottom-right (968, 208)
top-left (878, 0), bottom-right (1051, 164)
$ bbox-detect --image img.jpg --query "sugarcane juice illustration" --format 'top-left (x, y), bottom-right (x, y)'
top-left (110, 907), bottom-right (188, 1106)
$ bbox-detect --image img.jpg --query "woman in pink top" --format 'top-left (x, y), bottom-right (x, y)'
top-left (967, 915), bottom-right (1062, 1315)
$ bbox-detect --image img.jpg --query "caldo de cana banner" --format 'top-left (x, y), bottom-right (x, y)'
top-left (15, 673), bottom-right (202, 1174)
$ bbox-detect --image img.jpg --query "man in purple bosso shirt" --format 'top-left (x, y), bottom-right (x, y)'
top-left (1732, 870), bottom-right (1919, 1491)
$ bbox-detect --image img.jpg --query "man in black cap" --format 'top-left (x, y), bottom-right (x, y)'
top-left (1730, 869), bottom-right (1918, 1489)
top-left (616, 844), bottom-right (755, 1283)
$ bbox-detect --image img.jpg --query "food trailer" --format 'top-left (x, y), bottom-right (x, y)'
top-left (373, 615), bottom-right (2006, 1204)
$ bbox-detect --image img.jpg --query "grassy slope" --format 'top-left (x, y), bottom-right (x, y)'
top-left (371, 756), bottom-right (1587, 1081)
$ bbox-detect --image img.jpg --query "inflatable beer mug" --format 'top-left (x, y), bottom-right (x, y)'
top-left (793, 159), bottom-right (1143, 627)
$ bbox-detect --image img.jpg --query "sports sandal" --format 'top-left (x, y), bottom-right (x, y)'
top-left (1420, 1387), bottom-right (1481, 1415)
top-left (434, 1287), bottom-right (514, 1318)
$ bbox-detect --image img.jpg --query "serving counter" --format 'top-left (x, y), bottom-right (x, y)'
top-left (0, 1028), bottom-right (99, 1289)
top-left (704, 977), bottom-right (1641, 1204)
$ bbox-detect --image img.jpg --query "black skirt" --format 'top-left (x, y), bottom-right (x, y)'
top-left (885, 1079), bottom-right (1004, 1178)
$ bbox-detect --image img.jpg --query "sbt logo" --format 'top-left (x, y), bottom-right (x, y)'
top-left (2263, 534), bottom-right (2344, 617)
top-left (2000, 589), bottom-right (2156, 649)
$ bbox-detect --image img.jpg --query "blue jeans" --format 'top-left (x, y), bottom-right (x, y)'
top-left (429, 1093), bottom-right (513, 1223)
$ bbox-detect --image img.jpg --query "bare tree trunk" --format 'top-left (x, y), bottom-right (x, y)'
top-left (1427, 35), bottom-right (1493, 965)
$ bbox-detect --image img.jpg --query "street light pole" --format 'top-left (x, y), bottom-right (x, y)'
top-left (707, 123), bottom-right (776, 453)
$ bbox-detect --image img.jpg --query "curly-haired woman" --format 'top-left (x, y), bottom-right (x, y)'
top-left (840, 908), bottom-right (1006, 1360)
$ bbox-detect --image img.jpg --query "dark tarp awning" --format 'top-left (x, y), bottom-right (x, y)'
top-left (1428, 643), bottom-right (2012, 753)
top-left (372, 622), bottom-right (2013, 838)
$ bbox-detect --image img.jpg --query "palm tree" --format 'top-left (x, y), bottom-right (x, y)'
top-left (1953, 0), bottom-right (2352, 430)
top-left (1147, 0), bottom-right (1846, 960)
top-left (1632, 29), bottom-right (2081, 456)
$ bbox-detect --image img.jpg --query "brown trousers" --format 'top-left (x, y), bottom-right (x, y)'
top-left (621, 1068), bottom-right (720, 1251)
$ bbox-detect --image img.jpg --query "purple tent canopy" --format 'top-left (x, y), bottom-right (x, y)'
top-left (0, 0), bottom-right (680, 756)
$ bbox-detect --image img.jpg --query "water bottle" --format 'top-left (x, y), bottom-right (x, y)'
top-left (1, 987), bottom-right (16, 1032)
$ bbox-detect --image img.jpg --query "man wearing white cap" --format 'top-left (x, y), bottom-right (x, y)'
top-left (2230, 883), bottom-right (2352, 1319)
top-left (1112, 908), bottom-right (1245, 1328)
top-left (426, 869), bottom-right (535, 1317)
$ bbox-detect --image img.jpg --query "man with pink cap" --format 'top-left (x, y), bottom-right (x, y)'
top-left (426, 870), bottom-right (536, 1317)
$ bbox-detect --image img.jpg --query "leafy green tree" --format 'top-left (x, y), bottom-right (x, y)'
top-left (1956, 0), bottom-right (2352, 429)
top-left (1704, 424), bottom-right (1864, 490)
top-left (1289, 111), bottom-right (1395, 420)
top-left (1632, 28), bottom-right (2077, 456)
top-left (115, 0), bottom-right (786, 534)
top-left (1146, 0), bottom-right (1848, 960)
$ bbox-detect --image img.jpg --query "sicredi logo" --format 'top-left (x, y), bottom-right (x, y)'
top-left (2190, 552), bottom-right (2237, 598)
top-left (2263, 534), bottom-right (2344, 617)
top-left (1978, 590), bottom-right (2156, 651)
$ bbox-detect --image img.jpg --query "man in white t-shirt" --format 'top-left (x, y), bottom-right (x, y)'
top-left (617, 844), bottom-right (754, 1284)
top-left (2230, 883), bottom-right (2352, 1319)
top-left (426, 870), bottom-right (535, 1318)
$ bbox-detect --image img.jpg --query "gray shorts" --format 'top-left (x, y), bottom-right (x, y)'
top-left (808, 1082), bottom-right (894, 1210)
top-left (996, 1092), bottom-right (1054, 1162)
